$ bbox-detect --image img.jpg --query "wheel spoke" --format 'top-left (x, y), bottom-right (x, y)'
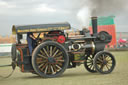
top-left (107, 59), bottom-right (112, 62)
top-left (100, 64), bottom-right (104, 71)
top-left (40, 50), bottom-right (46, 56)
top-left (52, 64), bottom-right (57, 72)
top-left (97, 58), bottom-right (103, 63)
top-left (48, 64), bottom-right (51, 73)
top-left (52, 47), bottom-right (57, 53)
top-left (37, 61), bottom-right (47, 64)
top-left (56, 65), bottom-right (61, 71)
top-left (96, 60), bottom-right (102, 64)
top-left (38, 63), bottom-right (45, 68)
top-left (99, 55), bottom-right (103, 60)
top-left (87, 57), bottom-right (92, 60)
top-left (41, 63), bottom-right (48, 71)
top-left (56, 60), bottom-right (64, 62)
top-left (86, 61), bottom-right (92, 63)
top-left (36, 57), bottom-right (43, 62)
top-left (87, 63), bottom-right (92, 66)
top-left (52, 49), bottom-right (59, 57)
top-left (107, 62), bottom-right (112, 64)
top-left (56, 62), bottom-right (63, 66)
top-left (36, 58), bottom-right (47, 64)
top-left (55, 52), bottom-right (62, 57)
top-left (46, 46), bottom-right (50, 55)
top-left (92, 67), bottom-right (95, 70)
top-left (51, 65), bottom-right (54, 74)
top-left (44, 66), bottom-right (48, 74)
top-left (89, 56), bottom-right (93, 59)
top-left (43, 48), bottom-right (49, 57)
top-left (106, 63), bottom-right (112, 67)
top-left (105, 64), bottom-right (110, 70)
top-left (102, 54), bottom-right (105, 60)
top-left (50, 46), bottom-right (52, 56)
top-left (55, 56), bottom-right (63, 60)
top-left (89, 65), bottom-right (93, 69)
top-left (38, 54), bottom-right (47, 59)
top-left (105, 55), bottom-right (110, 60)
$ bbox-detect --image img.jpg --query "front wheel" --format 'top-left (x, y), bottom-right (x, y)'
top-left (32, 41), bottom-right (69, 78)
top-left (93, 51), bottom-right (116, 74)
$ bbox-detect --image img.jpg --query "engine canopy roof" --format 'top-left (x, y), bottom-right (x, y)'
top-left (12, 22), bottom-right (71, 34)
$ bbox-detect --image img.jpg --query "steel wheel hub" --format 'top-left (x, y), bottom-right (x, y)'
top-left (48, 57), bottom-right (56, 63)
top-left (103, 60), bottom-right (107, 65)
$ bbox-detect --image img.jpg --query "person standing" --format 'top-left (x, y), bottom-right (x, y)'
top-left (27, 32), bottom-right (36, 56)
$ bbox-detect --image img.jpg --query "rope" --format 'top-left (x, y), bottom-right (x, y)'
top-left (0, 63), bottom-right (16, 79)
top-left (0, 70), bottom-right (15, 79)
top-left (0, 64), bottom-right (12, 67)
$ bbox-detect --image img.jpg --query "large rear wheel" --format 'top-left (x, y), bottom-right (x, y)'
top-left (32, 41), bottom-right (69, 78)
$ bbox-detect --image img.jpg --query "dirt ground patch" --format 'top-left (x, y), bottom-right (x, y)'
top-left (0, 51), bottom-right (128, 85)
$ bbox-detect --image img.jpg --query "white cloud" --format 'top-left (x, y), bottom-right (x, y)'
top-left (36, 4), bottom-right (56, 13)
top-left (0, 0), bottom-right (16, 8)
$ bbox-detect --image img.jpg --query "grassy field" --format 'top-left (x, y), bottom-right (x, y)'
top-left (0, 51), bottom-right (128, 85)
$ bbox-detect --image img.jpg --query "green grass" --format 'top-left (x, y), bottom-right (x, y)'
top-left (0, 51), bottom-right (128, 85)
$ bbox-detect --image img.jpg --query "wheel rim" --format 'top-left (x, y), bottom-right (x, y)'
top-left (84, 55), bottom-right (96, 73)
top-left (11, 44), bottom-right (16, 61)
top-left (94, 52), bottom-right (115, 74)
top-left (32, 42), bottom-right (69, 77)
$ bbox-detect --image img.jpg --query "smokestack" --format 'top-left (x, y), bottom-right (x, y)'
top-left (91, 17), bottom-right (97, 35)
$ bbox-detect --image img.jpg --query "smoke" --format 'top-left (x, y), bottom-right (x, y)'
top-left (76, 0), bottom-right (128, 28)
top-left (77, 6), bottom-right (91, 28)
top-left (91, 0), bottom-right (128, 16)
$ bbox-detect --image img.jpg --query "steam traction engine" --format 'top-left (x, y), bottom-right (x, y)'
top-left (11, 17), bottom-right (116, 78)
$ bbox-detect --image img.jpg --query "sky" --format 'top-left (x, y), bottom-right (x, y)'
top-left (0, 0), bottom-right (128, 35)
